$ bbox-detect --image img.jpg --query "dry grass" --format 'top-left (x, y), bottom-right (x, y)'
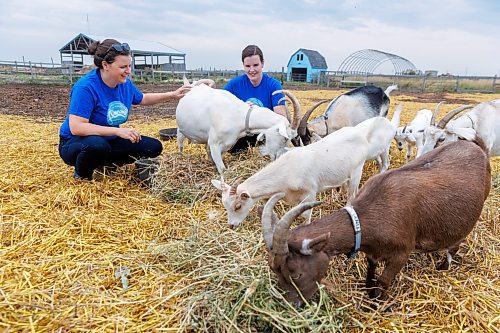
top-left (0, 89), bottom-right (499, 332)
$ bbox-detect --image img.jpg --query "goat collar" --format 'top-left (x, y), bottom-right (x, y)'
top-left (245, 105), bottom-right (255, 135)
top-left (343, 205), bottom-right (361, 258)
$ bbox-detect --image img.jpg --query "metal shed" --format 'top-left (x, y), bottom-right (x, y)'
top-left (59, 33), bottom-right (186, 73)
top-left (286, 49), bottom-right (327, 83)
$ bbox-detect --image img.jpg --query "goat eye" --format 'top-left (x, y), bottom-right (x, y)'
top-left (291, 273), bottom-right (302, 281)
top-left (437, 137), bottom-right (445, 142)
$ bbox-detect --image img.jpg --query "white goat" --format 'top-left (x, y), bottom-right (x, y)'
top-left (211, 106), bottom-right (402, 228)
top-left (211, 125), bottom-right (371, 228)
top-left (420, 99), bottom-right (500, 157)
top-left (355, 104), bottom-right (403, 172)
top-left (394, 108), bottom-right (433, 161)
top-left (175, 81), bottom-right (299, 174)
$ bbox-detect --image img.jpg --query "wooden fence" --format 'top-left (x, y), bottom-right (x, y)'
top-left (0, 60), bottom-right (498, 93)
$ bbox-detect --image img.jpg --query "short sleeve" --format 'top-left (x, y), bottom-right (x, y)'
top-left (269, 78), bottom-right (285, 107)
top-left (68, 86), bottom-right (95, 119)
top-left (224, 80), bottom-right (235, 93)
top-left (130, 81), bottom-right (144, 105)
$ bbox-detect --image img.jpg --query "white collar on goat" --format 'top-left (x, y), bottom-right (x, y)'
top-left (245, 105), bottom-right (255, 135)
top-left (343, 205), bottom-right (361, 258)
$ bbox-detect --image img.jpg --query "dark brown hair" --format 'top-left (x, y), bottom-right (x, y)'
top-left (87, 39), bottom-right (130, 69)
top-left (241, 45), bottom-right (264, 63)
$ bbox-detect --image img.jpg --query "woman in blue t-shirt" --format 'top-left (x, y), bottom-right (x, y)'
top-left (224, 45), bottom-right (286, 153)
top-left (58, 38), bottom-right (191, 180)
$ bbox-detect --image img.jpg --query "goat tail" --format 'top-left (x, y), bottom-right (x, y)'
top-left (384, 84), bottom-right (398, 97)
top-left (391, 105), bottom-right (404, 128)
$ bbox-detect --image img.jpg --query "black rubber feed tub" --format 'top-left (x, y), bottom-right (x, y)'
top-left (159, 128), bottom-right (177, 141)
top-left (135, 158), bottom-right (159, 185)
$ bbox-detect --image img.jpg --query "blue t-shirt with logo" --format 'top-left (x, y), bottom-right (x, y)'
top-left (224, 73), bottom-right (285, 110)
top-left (59, 69), bottom-right (143, 139)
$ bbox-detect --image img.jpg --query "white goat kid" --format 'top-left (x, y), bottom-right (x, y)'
top-left (176, 81), bottom-right (299, 174)
top-left (420, 99), bottom-right (500, 157)
top-left (394, 108), bottom-right (433, 161)
top-left (355, 105), bottom-right (403, 172)
top-left (211, 126), bottom-right (371, 228)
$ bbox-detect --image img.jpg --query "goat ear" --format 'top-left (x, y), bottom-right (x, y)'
top-left (211, 179), bottom-right (229, 193)
top-left (300, 233), bottom-right (330, 255)
top-left (449, 127), bottom-right (476, 141)
top-left (278, 123), bottom-right (289, 138)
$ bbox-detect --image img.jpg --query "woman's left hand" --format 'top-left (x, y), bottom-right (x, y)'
top-left (171, 84), bottom-right (192, 99)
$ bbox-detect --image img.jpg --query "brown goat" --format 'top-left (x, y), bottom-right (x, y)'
top-left (260, 139), bottom-right (491, 307)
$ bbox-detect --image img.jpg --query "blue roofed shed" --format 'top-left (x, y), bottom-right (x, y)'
top-left (287, 49), bottom-right (327, 83)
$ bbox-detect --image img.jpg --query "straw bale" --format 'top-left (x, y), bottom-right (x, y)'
top-left (0, 88), bottom-right (499, 332)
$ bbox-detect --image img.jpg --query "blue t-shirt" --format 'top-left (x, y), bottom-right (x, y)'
top-left (224, 73), bottom-right (285, 110)
top-left (59, 69), bottom-right (143, 139)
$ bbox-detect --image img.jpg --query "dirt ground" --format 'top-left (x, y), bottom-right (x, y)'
top-left (0, 83), bottom-right (181, 120)
top-left (0, 82), bottom-right (475, 120)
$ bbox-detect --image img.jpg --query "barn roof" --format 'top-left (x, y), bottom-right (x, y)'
top-left (59, 33), bottom-right (185, 57)
top-left (287, 48), bottom-right (327, 69)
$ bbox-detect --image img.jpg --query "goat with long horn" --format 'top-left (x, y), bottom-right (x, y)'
top-left (261, 138), bottom-right (490, 308)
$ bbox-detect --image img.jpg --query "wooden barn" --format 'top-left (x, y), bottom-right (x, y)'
top-left (59, 33), bottom-right (186, 73)
top-left (286, 49), bottom-right (327, 83)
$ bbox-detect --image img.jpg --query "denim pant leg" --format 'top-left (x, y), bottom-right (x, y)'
top-left (59, 136), bottom-right (112, 179)
top-left (107, 135), bottom-right (163, 165)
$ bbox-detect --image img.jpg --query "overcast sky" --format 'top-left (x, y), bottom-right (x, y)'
top-left (1, 0), bottom-right (499, 76)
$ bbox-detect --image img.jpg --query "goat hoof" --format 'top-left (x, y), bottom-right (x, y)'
top-left (367, 287), bottom-right (388, 302)
top-left (436, 261), bottom-right (450, 270)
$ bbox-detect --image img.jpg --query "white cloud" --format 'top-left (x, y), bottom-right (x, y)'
top-left (0, 0), bottom-right (498, 75)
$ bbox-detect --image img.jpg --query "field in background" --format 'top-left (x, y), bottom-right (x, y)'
top-left (1, 60), bottom-right (499, 93)
top-left (0, 84), bottom-right (499, 332)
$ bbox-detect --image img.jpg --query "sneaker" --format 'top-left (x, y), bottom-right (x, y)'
top-left (73, 170), bottom-right (92, 180)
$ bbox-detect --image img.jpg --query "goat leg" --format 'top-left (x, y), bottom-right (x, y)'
top-left (365, 256), bottom-right (378, 289)
top-left (368, 253), bottom-right (409, 301)
top-left (436, 241), bottom-right (461, 270)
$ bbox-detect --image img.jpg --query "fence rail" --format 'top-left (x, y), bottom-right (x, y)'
top-left (0, 60), bottom-right (498, 93)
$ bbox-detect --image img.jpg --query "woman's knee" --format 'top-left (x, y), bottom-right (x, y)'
top-left (144, 137), bottom-right (163, 157)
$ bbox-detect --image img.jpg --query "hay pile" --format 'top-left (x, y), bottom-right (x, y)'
top-left (0, 89), bottom-right (499, 332)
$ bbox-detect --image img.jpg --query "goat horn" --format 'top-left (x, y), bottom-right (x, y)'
top-left (274, 90), bottom-right (301, 130)
top-left (229, 177), bottom-right (242, 195)
top-left (194, 79), bottom-right (216, 88)
top-left (298, 100), bottom-right (330, 136)
top-left (278, 96), bottom-right (293, 123)
top-left (430, 101), bottom-right (444, 126)
top-left (261, 193), bottom-right (285, 250)
top-left (272, 201), bottom-right (322, 255)
top-left (436, 105), bottom-right (474, 129)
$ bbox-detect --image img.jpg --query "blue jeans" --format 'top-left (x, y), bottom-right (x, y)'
top-left (59, 135), bottom-right (162, 179)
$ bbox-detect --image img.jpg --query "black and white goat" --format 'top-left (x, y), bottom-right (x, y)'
top-left (292, 85), bottom-right (398, 145)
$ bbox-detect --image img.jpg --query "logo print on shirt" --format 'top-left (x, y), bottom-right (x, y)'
top-left (246, 97), bottom-right (264, 107)
top-left (107, 101), bottom-right (129, 126)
